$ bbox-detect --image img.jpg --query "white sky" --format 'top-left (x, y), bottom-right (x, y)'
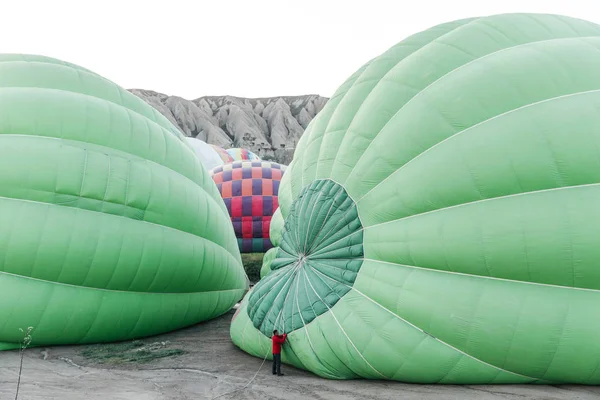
top-left (1, 0), bottom-right (598, 99)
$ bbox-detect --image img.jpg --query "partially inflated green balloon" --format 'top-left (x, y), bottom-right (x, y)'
top-left (231, 13), bottom-right (600, 384)
top-left (0, 54), bottom-right (248, 350)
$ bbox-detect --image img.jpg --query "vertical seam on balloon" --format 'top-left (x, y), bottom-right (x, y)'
top-left (278, 266), bottom-right (298, 334)
top-left (303, 271), bottom-right (389, 379)
top-left (81, 217), bottom-right (103, 289)
top-left (103, 219), bottom-right (129, 290)
top-left (400, 336), bottom-right (440, 381)
top-left (102, 154), bottom-right (111, 204)
top-left (361, 153), bottom-right (600, 229)
top-left (529, 14), bottom-right (563, 36)
top-left (292, 189), bottom-right (305, 254)
top-left (349, 38), bottom-right (600, 201)
top-left (500, 299), bottom-right (526, 372)
top-left (476, 211), bottom-right (494, 277)
top-left (538, 303), bottom-right (570, 381)
top-left (435, 352), bottom-right (475, 383)
top-left (77, 293), bottom-right (106, 344)
top-left (299, 267), bottom-right (352, 377)
top-left (567, 206), bottom-right (576, 289)
top-left (79, 149), bottom-right (89, 198)
top-left (55, 208), bottom-right (77, 284)
top-left (583, 346), bottom-right (600, 383)
top-left (57, 287), bottom-right (82, 342)
top-left (538, 117), bottom-right (569, 188)
top-left (0, 273), bottom-right (20, 334)
top-left (255, 318), bottom-right (269, 360)
top-left (302, 267), bottom-right (322, 327)
top-left (356, 85), bottom-right (600, 207)
top-left (28, 208), bottom-right (47, 279)
top-left (300, 186), bottom-right (328, 255)
top-left (460, 284), bottom-right (486, 369)
top-left (519, 205), bottom-right (533, 283)
top-left (123, 298), bottom-right (146, 342)
top-left (273, 306), bottom-right (284, 333)
top-left (294, 267), bottom-right (305, 333)
top-left (240, 304), bottom-right (251, 350)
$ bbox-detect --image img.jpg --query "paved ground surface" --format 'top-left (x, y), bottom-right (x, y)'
top-left (1, 308), bottom-right (600, 400)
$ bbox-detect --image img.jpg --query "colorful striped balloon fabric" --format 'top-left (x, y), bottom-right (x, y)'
top-left (210, 144), bottom-right (234, 163)
top-left (226, 147), bottom-right (261, 161)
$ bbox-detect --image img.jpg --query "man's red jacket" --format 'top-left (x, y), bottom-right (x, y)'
top-left (272, 333), bottom-right (287, 354)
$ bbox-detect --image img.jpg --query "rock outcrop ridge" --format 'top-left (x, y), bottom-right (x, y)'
top-left (129, 89), bottom-right (328, 165)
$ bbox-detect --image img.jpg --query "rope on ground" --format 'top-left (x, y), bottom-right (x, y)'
top-left (210, 347), bottom-right (271, 400)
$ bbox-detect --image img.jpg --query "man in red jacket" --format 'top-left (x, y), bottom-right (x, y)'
top-left (272, 329), bottom-right (287, 376)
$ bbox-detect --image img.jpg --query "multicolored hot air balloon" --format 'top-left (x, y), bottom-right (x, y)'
top-left (231, 13), bottom-right (600, 385)
top-left (0, 54), bottom-right (248, 351)
top-left (211, 144), bottom-right (234, 163)
top-left (211, 160), bottom-right (286, 253)
top-left (226, 147), bottom-right (261, 161)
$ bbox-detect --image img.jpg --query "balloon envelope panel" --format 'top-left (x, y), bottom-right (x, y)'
top-left (185, 137), bottom-right (226, 170)
top-left (230, 13), bottom-right (600, 384)
top-left (226, 147), bottom-right (261, 161)
top-left (0, 54), bottom-right (248, 350)
top-left (211, 161), bottom-right (287, 253)
top-left (211, 144), bottom-right (235, 163)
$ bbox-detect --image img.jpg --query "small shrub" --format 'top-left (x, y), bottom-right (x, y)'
top-left (15, 326), bottom-right (33, 400)
top-left (241, 253), bottom-right (265, 283)
top-left (80, 340), bottom-right (185, 365)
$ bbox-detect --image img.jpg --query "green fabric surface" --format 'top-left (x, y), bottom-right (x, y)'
top-left (231, 13), bottom-right (600, 384)
top-left (0, 54), bottom-right (248, 349)
top-left (247, 180), bottom-right (363, 336)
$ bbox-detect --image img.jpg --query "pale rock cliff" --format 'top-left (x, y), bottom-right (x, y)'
top-left (129, 89), bottom-right (329, 165)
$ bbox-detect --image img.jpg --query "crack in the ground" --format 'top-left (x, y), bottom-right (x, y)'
top-left (464, 386), bottom-right (530, 398)
top-left (144, 367), bottom-right (220, 379)
top-left (58, 357), bottom-right (85, 370)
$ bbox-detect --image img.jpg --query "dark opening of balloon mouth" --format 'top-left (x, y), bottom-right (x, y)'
top-left (247, 179), bottom-right (364, 336)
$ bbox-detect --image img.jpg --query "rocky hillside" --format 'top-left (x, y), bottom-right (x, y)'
top-left (129, 90), bottom-right (329, 165)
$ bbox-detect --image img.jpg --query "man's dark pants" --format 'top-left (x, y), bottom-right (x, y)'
top-left (272, 353), bottom-right (281, 375)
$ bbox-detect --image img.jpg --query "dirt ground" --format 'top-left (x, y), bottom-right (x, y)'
top-left (1, 308), bottom-right (600, 400)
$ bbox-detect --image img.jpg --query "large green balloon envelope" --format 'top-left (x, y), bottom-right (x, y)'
top-left (0, 54), bottom-right (248, 350)
top-left (231, 13), bottom-right (600, 384)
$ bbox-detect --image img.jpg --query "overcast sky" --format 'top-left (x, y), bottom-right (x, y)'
top-left (1, 0), bottom-right (598, 99)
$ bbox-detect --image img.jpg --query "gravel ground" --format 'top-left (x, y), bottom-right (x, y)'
top-left (1, 309), bottom-right (599, 400)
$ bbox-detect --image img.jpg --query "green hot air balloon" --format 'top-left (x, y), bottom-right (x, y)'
top-left (0, 54), bottom-right (248, 350)
top-left (231, 13), bottom-right (600, 384)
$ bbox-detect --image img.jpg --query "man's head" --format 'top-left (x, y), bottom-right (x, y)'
top-left (273, 330), bottom-right (278, 336)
